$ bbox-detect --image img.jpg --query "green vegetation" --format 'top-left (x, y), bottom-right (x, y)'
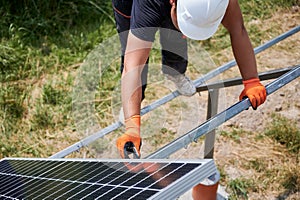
top-left (220, 127), bottom-right (249, 143)
top-left (220, 113), bottom-right (300, 199)
top-left (0, 0), bottom-right (299, 198)
top-left (244, 158), bottom-right (267, 173)
top-left (0, 0), bottom-right (298, 160)
top-left (239, 0), bottom-right (298, 20)
top-left (145, 128), bottom-right (177, 148)
top-left (205, 0), bottom-right (299, 65)
top-left (265, 113), bottom-right (300, 154)
top-left (228, 178), bottom-right (257, 200)
top-left (0, 0), bottom-right (116, 158)
top-left (0, 0), bottom-right (115, 82)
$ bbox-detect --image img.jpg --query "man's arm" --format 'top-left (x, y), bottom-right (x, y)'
top-left (116, 32), bottom-right (152, 159)
top-left (221, 0), bottom-right (258, 80)
top-left (122, 31), bottom-right (152, 119)
top-left (221, 0), bottom-right (266, 108)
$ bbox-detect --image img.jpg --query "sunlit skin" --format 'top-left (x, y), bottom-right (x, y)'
top-left (170, 0), bottom-right (179, 30)
top-left (122, 0), bottom-right (265, 119)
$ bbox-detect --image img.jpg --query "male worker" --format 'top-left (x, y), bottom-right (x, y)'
top-left (112, 0), bottom-right (197, 126)
top-left (112, 0), bottom-right (196, 101)
top-left (116, 0), bottom-right (267, 159)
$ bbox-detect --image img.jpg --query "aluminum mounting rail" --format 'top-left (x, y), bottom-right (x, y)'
top-left (143, 25), bottom-right (300, 115)
top-left (50, 25), bottom-right (300, 159)
top-left (146, 64), bottom-right (300, 159)
top-left (196, 66), bottom-right (293, 92)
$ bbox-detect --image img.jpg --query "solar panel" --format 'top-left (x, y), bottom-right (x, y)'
top-left (0, 158), bottom-right (216, 199)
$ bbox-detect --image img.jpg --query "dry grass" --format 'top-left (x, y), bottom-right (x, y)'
top-left (215, 127), bottom-right (299, 199)
top-left (1, 3), bottom-right (299, 199)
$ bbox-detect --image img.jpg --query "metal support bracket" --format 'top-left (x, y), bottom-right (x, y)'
top-left (147, 65), bottom-right (300, 159)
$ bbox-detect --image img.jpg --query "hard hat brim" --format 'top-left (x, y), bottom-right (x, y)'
top-left (178, 17), bottom-right (221, 40)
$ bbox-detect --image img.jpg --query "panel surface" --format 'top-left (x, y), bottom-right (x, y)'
top-left (0, 158), bottom-right (216, 200)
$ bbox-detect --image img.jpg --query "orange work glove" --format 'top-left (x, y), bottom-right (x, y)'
top-left (116, 115), bottom-right (142, 159)
top-left (239, 78), bottom-right (267, 109)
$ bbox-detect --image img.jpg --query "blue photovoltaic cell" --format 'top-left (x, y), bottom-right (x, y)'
top-left (0, 158), bottom-right (216, 199)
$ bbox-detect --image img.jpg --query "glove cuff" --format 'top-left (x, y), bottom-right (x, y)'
top-left (242, 78), bottom-right (261, 87)
top-left (125, 115), bottom-right (140, 134)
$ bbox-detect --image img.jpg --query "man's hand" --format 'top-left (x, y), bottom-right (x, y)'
top-left (116, 115), bottom-right (141, 158)
top-left (116, 133), bottom-right (141, 159)
top-left (239, 78), bottom-right (267, 109)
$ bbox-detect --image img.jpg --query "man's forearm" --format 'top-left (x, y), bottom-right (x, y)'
top-left (222, 0), bottom-right (259, 81)
top-left (230, 26), bottom-right (259, 80)
top-left (121, 68), bottom-right (142, 118)
top-left (122, 32), bottom-right (152, 119)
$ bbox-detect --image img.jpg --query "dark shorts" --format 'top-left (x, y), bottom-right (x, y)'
top-left (130, 0), bottom-right (188, 75)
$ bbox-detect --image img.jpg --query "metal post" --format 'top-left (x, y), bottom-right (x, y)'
top-left (204, 89), bottom-right (219, 159)
top-left (146, 65), bottom-right (300, 159)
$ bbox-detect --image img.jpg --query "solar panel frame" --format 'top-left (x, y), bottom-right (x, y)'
top-left (0, 158), bottom-right (217, 200)
top-left (147, 160), bottom-right (216, 200)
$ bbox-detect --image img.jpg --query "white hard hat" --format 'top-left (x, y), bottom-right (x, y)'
top-left (177, 0), bottom-right (229, 40)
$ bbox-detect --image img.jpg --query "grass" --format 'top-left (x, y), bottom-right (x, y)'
top-left (200, 0), bottom-right (299, 66)
top-left (0, 0), bottom-right (115, 83)
top-left (0, 0), bottom-right (299, 198)
top-left (228, 178), bottom-right (257, 200)
top-left (282, 170), bottom-right (300, 193)
top-left (219, 127), bottom-right (249, 143)
top-left (245, 158), bottom-right (267, 173)
top-left (144, 128), bottom-right (177, 148)
top-left (0, 0), bottom-right (116, 158)
top-left (218, 112), bottom-right (300, 199)
top-left (265, 113), bottom-right (300, 154)
top-left (239, 0), bottom-right (298, 20)
top-left (0, 1), bottom-right (298, 160)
